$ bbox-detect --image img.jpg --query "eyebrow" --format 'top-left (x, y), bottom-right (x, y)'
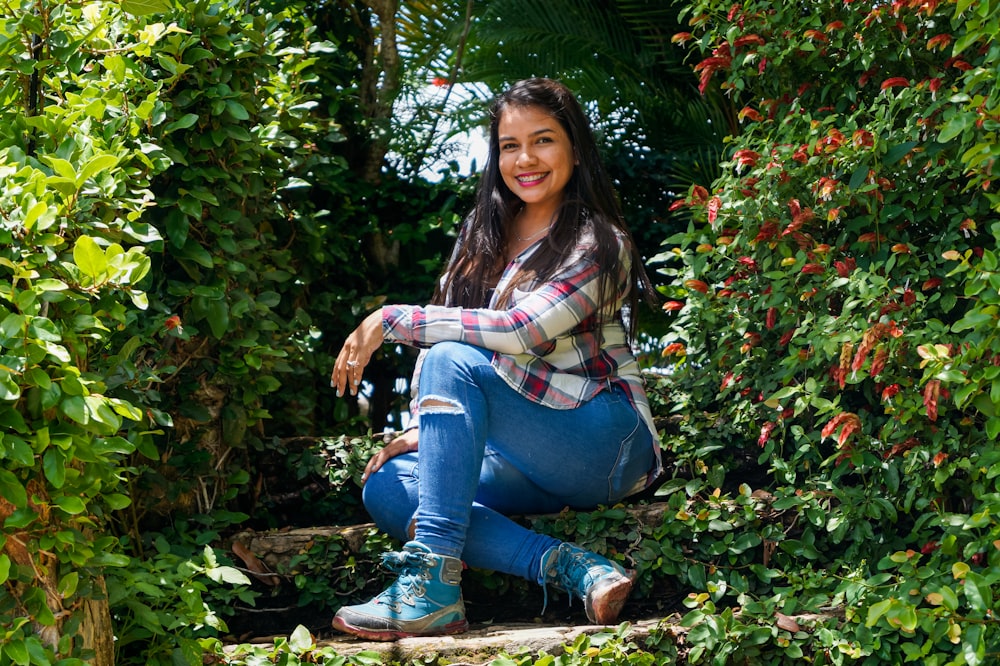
top-left (498, 127), bottom-right (557, 143)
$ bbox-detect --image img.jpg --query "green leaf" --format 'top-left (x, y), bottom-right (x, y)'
top-left (78, 155), bottom-right (119, 185)
top-left (104, 493), bottom-right (132, 510)
top-left (0, 554), bottom-right (10, 584)
top-left (60, 395), bottom-right (88, 424)
top-left (952, 310), bottom-right (996, 332)
top-left (58, 571), bottom-right (79, 598)
top-left (23, 201), bottom-right (49, 230)
top-left (5, 638), bottom-right (29, 665)
top-left (206, 565), bottom-right (251, 586)
top-left (0, 371), bottom-right (21, 400)
top-left (0, 469), bottom-right (27, 508)
top-left (206, 299), bottom-right (230, 339)
top-left (178, 196), bottom-right (203, 218)
top-left (178, 238), bottom-right (215, 268)
top-left (54, 496), bottom-right (87, 515)
top-left (885, 141), bottom-right (918, 164)
top-left (937, 584), bottom-right (960, 611)
top-left (86, 395), bottom-right (123, 429)
top-left (963, 571), bottom-right (991, 611)
top-left (225, 99), bottom-right (250, 120)
top-left (121, 0), bottom-right (174, 17)
top-left (654, 477), bottom-right (690, 496)
top-left (866, 598), bottom-right (893, 627)
top-left (4, 436), bottom-right (33, 467)
top-left (165, 112), bottom-right (200, 132)
top-left (938, 114), bottom-right (972, 143)
top-left (848, 166), bottom-right (868, 191)
top-left (41, 156), bottom-right (76, 180)
top-left (43, 448), bottom-right (66, 489)
top-left (73, 235), bottom-right (107, 280)
top-left (288, 624), bottom-right (315, 654)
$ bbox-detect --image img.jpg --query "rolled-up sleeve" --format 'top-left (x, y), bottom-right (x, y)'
top-left (382, 256), bottom-right (603, 354)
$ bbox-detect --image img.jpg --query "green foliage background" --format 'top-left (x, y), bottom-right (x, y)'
top-left (656, 0), bottom-right (1000, 662)
top-left (2, 0), bottom-right (1000, 664)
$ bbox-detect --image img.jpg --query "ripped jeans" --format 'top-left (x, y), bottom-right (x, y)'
top-left (362, 341), bottom-right (655, 584)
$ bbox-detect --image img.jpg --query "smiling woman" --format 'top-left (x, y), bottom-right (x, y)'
top-left (328, 78), bottom-right (661, 641)
top-left (498, 105), bottom-right (578, 255)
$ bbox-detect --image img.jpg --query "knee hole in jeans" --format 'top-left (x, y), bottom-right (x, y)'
top-left (419, 394), bottom-right (465, 415)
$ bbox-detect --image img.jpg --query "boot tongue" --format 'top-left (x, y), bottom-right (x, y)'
top-left (374, 548), bottom-right (432, 604)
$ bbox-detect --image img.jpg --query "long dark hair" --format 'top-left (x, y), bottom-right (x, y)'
top-left (432, 78), bottom-right (656, 343)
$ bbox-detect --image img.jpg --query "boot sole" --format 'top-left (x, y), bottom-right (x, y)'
top-left (585, 570), bottom-right (634, 625)
top-left (331, 615), bottom-right (469, 642)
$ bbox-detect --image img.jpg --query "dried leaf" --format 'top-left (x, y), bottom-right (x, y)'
top-left (776, 612), bottom-right (800, 632)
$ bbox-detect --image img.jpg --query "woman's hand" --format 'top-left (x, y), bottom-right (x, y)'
top-left (331, 309), bottom-right (384, 397)
top-left (362, 428), bottom-right (419, 483)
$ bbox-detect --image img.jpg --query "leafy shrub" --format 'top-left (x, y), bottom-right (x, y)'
top-left (0, 0), bottom-right (165, 661)
top-left (657, 0), bottom-right (1000, 661)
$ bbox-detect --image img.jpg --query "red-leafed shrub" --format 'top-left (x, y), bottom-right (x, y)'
top-left (656, 0), bottom-right (1000, 659)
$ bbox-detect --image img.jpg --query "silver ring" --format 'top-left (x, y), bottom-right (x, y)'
top-left (346, 360), bottom-right (359, 368)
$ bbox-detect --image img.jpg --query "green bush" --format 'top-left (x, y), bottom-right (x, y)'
top-left (0, 0), bottom-right (164, 661)
top-left (657, 0), bottom-right (1000, 661)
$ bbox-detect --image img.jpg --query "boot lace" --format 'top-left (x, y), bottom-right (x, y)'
top-left (540, 544), bottom-right (609, 614)
top-left (373, 549), bottom-right (432, 609)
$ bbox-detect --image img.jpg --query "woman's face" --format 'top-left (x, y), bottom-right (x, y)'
top-left (497, 105), bottom-right (576, 214)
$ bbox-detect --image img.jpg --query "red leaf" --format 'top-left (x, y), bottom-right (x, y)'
top-left (801, 263), bottom-right (825, 275)
top-left (765, 307), bottom-right (777, 330)
top-left (837, 418), bottom-right (861, 448)
top-left (926, 34), bottom-right (952, 51)
top-left (707, 196), bottom-right (722, 225)
top-left (822, 412), bottom-right (861, 445)
top-left (880, 77), bottom-right (910, 90)
top-left (734, 34), bottom-right (766, 49)
top-left (662, 342), bottom-right (686, 357)
top-left (690, 185), bottom-right (709, 205)
top-left (870, 347), bottom-right (889, 377)
top-left (923, 380), bottom-right (941, 422)
top-left (758, 421), bottom-right (776, 447)
top-left (685, 279), bottom-right (710, 294)
top-left (721, 371), bottom-right (734, 391)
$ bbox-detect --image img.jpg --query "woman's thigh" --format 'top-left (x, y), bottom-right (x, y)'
top-left (475, 371), bottom-right (653, 506)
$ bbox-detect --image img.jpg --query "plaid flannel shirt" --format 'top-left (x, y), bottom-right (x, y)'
top-left (382, 228), bottom-right (661, 483)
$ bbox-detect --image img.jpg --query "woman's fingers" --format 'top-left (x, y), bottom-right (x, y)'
top-left (330, 352), bottom-right (365, 397)
top-left (330, 309), bottom-right (384, 397)
top-left (361, 432), bottom-right (418, 483)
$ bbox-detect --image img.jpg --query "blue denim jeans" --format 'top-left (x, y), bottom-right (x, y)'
top-left (362, 342), bottom-right (655, 584)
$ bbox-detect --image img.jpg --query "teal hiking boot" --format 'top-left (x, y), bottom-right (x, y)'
top-left (332, 541), bottom-right (468, 641)
top-left (539, 542), bottom-right (634, 625)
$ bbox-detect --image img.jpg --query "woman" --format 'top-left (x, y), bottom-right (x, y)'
top-left (329, 78), bottom-right (661, 641)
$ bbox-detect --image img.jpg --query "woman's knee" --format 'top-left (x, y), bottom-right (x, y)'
top-left (421, 341), bottom-right (491, 377)
top-left (360, 454), bottom-right (418, 540)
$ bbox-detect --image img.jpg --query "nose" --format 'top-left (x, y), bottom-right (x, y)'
top-left (516, 147), bottom-right (537, 167)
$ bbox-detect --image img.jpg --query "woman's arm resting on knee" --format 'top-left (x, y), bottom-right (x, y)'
top-left (362, 428), bottom-right (419, 483)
